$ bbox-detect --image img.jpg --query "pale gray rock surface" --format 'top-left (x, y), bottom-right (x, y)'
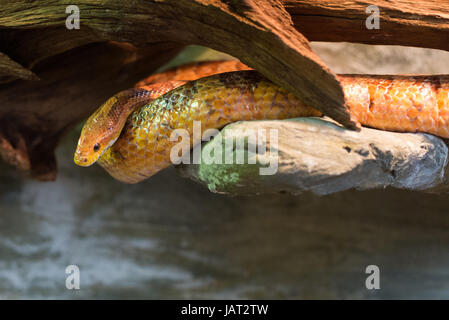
top-left (178, 117), bottom-right (448, 195)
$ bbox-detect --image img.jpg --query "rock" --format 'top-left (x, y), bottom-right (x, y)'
top-left (177, 117), bottom-right (448, 195)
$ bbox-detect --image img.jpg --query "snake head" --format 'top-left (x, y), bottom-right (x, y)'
top-left (74, 127), bottom-right (119, 167)
top-left (74, 89), bottom-right (141, 167)
top-left (74, 82), bottom-right (188, 167)
top-left (74, 100), bottom-right (121, 167)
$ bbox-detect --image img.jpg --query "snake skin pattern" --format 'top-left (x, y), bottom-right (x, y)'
top-left (97, 71), bottom-right (321, 183)
top-left (75, 61), bottom-right (449, 184)
top-left (340, 74), bottom-right (449, 137)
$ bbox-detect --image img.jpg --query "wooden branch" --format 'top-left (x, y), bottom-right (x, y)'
top-left (284, 0), bottom-right (449, 51)
top-left (178, 118), bottom-right (449, 195)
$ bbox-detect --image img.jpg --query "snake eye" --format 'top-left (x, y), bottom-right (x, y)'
top-left (93, 143), bottom-right (100, 152)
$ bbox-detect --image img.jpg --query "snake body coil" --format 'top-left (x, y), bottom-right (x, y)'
top-left (74, 61), bottom-right (449, 184)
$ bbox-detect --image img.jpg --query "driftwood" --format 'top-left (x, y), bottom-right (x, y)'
top-left (0, 0), bottom-right (448, 181)
top-left (177, 118), bottom-right (449, 195)
top-left (286, 0), bottom-right (449, 51)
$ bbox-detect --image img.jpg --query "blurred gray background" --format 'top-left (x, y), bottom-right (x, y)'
top-left (1, 43), bottom-right (449, 299)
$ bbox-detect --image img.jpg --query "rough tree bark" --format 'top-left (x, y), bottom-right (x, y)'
top-left (286, 1), bottom-right (449, 52)
top-left (0, 0), bottom-right (448, 183)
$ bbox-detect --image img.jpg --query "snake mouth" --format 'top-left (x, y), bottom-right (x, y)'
top-left (74, 154), bottom-right (95, 167)
top-left (74, 145), bottom-right (99, 167)
top-left (74, 135), bottom-right (119, 167)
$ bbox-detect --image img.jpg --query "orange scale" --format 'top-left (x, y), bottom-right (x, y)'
top-left (430, 108), bottom-right (439, 122)
top-left (396, 87), bottom-right (408, 97)
top-left (207, 110), bottom-right (224, 124)
top-left (125, 160), bottom-right (135, 169)
top-left (407, 86), bottom-right (418, 95)
top-left (178, 110), bottom-right (189, 120)
top-left (396, 116), bottom-right (411, 131)
top-left (147, 132), bottom-right (159, 143)
top-left (142, 154), bottom-right (153, 164)
top-left (412, 92), bottom-right (425, 105)
top-left (406, 106), bottom-right (420, 121)
top-left (253, 86), bottom-right (267, 100)
top-left (392, 95), bottom-right (405, 106)
top-left (211, 99), bottom-right (225, 110)
top-left (422, 117), bottom-right (436, 131)
top-left (183, 118), bottom-right (194, 130)
top-left (439, 126), bottom-right (449, 139)
top-left (199, 91), bottom-right (212, 101)
top-left (350, 109), bottom-right (364, 123)
top-left (231, 100), bottom-right (247, 114)
top-left (414, 117), bottom-right (425, 130)
top-left (366, 118), bottom-right (381, 130)
top-left (212, 89), bottom-right (226, 101)
top-left (373, 104), bottom-right (387, 117)
top-left (228, 110), bottom-right (244, 122)
top-left (373, 91), bottom-right (385, 101)
top-left (170, 111), bottom-right (182, 124)
top-left (369, 110), bottom-right (383, 126)
top-left (400, 96), bottom-right (414, 108)
top-left (263, 92), bottom-right (277, 105)
top-left (438, 96), bottom-right (448, 110)
top-left (264, 85), bottom-right (277, 95)
top-left (438, 116), bottom-right (448, 128)
top-left (253, 105), bottom-right (267, 119)
top-left (400, 105), bottom-right (413, 120)
top-left (128, 143), bottom-right (137, 151)
top-left (153, 153), bottom-right (168, 164)
top-left (156, 124), bottom-right (169, 135)
top-left (132, 140), bottom-right (143, 150)
top-left (439, 111), bottom-right (449, 127)
top-left (391, 102), bottom-right (403, 113)
top-left (271, 104), bottom-right (285, 116)
top-left (218, 104), bottom-right (231, 116)
top-left (120, 150), bottom-right (129, 158)
top-left (382, 92), bottom-right (393, 105)
top-left (392, 104), bottom-right (405, 117)
top-left (355, 99), bottom-right (369, 112)
top-left (365, 110), bottom-right (377, 124)
top-left (134, 129), bottom-right (146, 139)
top-left (274, 91), bottom-right (287, 103)
top-left (384, 109), bottom-right (397, 123)
top-left (224, 95), bottom-right (237, 107)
